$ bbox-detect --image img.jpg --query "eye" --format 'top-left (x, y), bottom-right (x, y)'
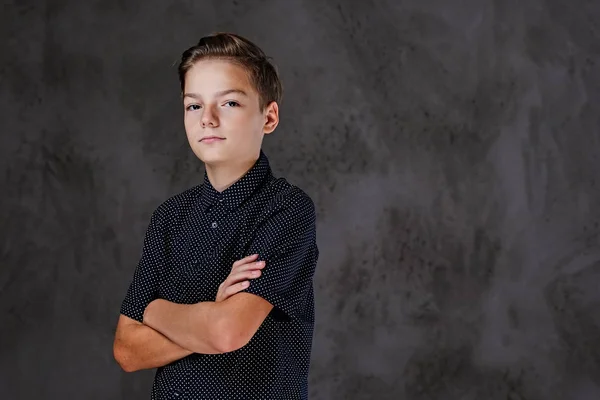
top-left (186, 104), bottom-right (201, 111)
top-left (224, 101), bottom-right (240, 107)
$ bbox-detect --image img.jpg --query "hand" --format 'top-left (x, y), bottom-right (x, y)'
top-left (215, 254), bottom-right (265, 302)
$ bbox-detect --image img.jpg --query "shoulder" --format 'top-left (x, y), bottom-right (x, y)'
top-left (260, 177), bottom-right (316, 221)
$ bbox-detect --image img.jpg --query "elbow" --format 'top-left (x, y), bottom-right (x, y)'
top-left (113, 341), bottom-right (138, 373)
top-left (211, 338), bottom-right (242, 354)
top-left (209, 317), bottom-right (250, 354)
top-left (185, 303), bottom-right (253, 354)
top-left (186, 333), bottom-right (236, 355)
top-left (116, 359), bottom-right (138, 373)
top-left (211, 336), bottom-right (239, 354)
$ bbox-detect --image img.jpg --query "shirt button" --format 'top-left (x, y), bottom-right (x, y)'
top-left (211, 222), bottom-right (218, 228)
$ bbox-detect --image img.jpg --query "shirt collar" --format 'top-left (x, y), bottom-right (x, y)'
top-left (199, 150), bottom-right (273, 212)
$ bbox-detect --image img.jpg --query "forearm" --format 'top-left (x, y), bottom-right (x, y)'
top-left (143, 299), bottom-right (225, 354)
top-left (113, 322), bottom-right (194, 372)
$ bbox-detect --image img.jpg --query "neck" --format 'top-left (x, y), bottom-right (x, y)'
top-left (205, 155), bottom-right (259, 192)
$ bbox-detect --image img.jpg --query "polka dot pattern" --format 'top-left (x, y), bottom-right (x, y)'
top-left (119, 150), bottom-right (319, 399)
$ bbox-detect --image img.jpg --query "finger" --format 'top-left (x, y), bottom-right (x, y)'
top-left (223, 270), bottom-right (262, 288)
top-left (233, 260), bottom-right (266, 274)
top-left (233, 269), bottom-right (262, 282)
top-left (225, 281), bottom-right (250, 297)
top-left (232, 254), bottom-right (259, 269)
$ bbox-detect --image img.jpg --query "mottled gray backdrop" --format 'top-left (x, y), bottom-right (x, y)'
top-left (1, 0), bottom-right (600, 399)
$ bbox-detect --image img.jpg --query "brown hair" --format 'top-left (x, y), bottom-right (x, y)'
top-left (177, 32), bottom-right (283, 111)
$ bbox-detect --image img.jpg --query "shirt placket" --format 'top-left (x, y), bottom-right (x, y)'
top-left (207, 194), bottom-right (227, 245)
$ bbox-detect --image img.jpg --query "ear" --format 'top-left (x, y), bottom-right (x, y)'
top-left (263, 101), bottom-right (279, 135)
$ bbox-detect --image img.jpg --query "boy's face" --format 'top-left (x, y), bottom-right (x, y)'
top-left (182, 59), bottom-right (278, 166)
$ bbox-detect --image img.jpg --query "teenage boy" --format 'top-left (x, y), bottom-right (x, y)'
top-left (113, 32), bottom-right (319, 400)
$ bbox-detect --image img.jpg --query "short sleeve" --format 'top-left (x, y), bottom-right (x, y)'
top-left (242, 191), bottom-right (318, 321)
top-left (119, 208), bottom-right (167, 322)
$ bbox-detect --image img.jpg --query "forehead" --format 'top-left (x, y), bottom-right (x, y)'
top-left (184, 59), bottom-right (256, 95)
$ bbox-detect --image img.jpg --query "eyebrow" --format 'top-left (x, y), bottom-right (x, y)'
top-left (183, 89), bottom-right (249, 99)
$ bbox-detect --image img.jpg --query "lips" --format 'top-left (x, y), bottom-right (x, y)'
top-left (200, 136), bottom-right (225, 143)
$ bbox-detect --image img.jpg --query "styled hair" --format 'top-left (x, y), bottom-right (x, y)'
top-left (177, 32), bottom-right (283, 111)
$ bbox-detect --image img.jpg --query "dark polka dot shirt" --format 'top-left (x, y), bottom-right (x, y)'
top-left (119, 150), bottom-right (319, 399)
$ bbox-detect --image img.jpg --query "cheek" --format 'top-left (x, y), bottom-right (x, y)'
top-left (184, 113), bottom-right (199, 129)
top-left (241, 113), bottom-right (260, 128)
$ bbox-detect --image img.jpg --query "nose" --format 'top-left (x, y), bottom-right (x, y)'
top-left (201, 105), bottom-right (219, 128)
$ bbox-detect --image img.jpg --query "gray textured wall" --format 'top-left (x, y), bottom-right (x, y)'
top-left (2, 0), bottom-right (600, 399)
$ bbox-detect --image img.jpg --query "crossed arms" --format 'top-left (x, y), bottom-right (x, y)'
top-left (113, 293), bottom-right (273, 372)
top-left (113, 256), bottom-right (272, 372)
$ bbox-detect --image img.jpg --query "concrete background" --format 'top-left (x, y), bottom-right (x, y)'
top-left (1, 0), bottom-right (600, 398)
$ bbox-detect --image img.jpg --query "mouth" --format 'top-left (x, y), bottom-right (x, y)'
top-left (199, 136), bottom-right (226, 143)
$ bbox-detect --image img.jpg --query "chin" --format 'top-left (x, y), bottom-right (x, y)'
top-left (193, 149), bottom-right (228, 165)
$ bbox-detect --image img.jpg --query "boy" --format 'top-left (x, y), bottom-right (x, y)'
top-left (113, 33), bottom-right (319, 399)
